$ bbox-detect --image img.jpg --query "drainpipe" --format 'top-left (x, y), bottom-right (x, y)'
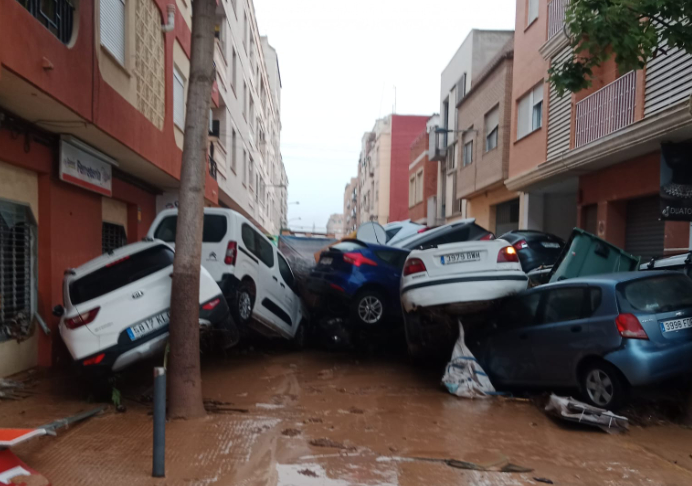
top-left (162, 5), bottom-right (176, 33)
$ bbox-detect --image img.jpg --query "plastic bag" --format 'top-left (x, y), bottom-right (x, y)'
top-left (442, 321), bottom-right (496, 398)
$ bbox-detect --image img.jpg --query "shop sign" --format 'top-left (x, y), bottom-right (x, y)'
top-left (59, 137), bottom-right (115, 197)
top-left (660, 142), bottom-right (692, 221)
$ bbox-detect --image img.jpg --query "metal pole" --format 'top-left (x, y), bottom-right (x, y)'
top-left (152, 367), bottom-right (166, 478)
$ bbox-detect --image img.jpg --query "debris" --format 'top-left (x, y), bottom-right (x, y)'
top-left (500, 464), bottom-right (534, 473)
top-left (545, 394), bottom-right (629, 434)
top-left (0, 312), bottom-right (32, 342)
top-left (0, 379), bottom-right (30, 401)
top-left (309, 438), bottom-right (356, 451)
top-left (0, 429), bottom-right (48, 448)
top-left (446, 459), bottom-right (485, 471)
top-left (303, 418), bottom-right (323, 424)
top-left (348, 407), bottom-right (364, 414)
top-left (442, 321), bottom-right (496, 398)
top-left (534, 478), bottom-right (554, 484)
top-left (37, 406), bottom-right (107, 433)
top-left (282, 428), bottom-right (301, 437)
top-left (0, 449), bottom-right (50, 486)
top-left (297, 468), bottom-right (318, 477)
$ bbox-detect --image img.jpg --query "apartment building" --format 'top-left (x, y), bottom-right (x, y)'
top-left (408, 116), bottom-right (440, 225)
top-left (343, 177), bottom-right (358, 233)
top-left (0, 0), bottom-right (285, 377)
top-left (429, 30), bottom-right (515, 223)
top-left (358, 115), bottom-right (429, 225)
top-left (326, 214), bottom-right (345, 239)
top-left (455, 37), bottom-right (521, 235)
top-left (506, 0), bottom-right (692, 258)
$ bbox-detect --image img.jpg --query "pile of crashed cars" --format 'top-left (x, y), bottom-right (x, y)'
top-left (53, 208), bottom-right (692, 412)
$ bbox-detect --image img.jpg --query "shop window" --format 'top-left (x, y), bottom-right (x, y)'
top-left (102, 222), bottom-right (127, 254)
top-left (0, 200), bottom-right (36, 340)
top-left (18, 0), bottom-right (75, 45)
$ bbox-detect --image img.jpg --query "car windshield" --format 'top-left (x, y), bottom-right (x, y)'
top-left (396, 222), bottom-right (490, 250)
top-left (153, 214), bottom-right (228, 243)
top-left (69, 245), bottom-right (175, 306)
top-left (617, 274), bottom-right (692, 314)
top-left (385, 227), bottom-right (401, 241)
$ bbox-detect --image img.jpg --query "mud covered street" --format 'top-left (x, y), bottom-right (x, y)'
top-left (2, 349), bottom-right (692, 485)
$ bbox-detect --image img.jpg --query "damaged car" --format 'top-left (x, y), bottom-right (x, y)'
top-left (55, 240), bottom-right (236, 373)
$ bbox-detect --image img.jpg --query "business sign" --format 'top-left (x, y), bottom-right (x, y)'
top-left (660, 142), bottom-right (692, 221)
top-left (59, 138), bottom-right (114, 197)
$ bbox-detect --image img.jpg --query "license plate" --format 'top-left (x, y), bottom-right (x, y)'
top-left (320, 257), bottom-right (333, 265)
top-left (441, 251), bottom-right (481, 265)
top-left (660, 317), bottom-right (692, 333)
top-left (541, 242), bottom-right (561, 249)
top-left (127, 311), bottom-right (170, 341)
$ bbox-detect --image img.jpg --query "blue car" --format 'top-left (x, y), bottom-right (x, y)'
top-left (308, 240), bottom-right (410, 327)
top-left (468, 271), bottom-right (692, 409)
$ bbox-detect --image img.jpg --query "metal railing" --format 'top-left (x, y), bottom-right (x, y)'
top-left (18, 0), bottom-right (74, 44)
top-left (547, 0), bottom-right (568, 40)
top-left (575, 71), bottom-right (636, 148)
top-left (208, 158), bottom-right (218, 181)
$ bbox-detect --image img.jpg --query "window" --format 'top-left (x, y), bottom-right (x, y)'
top-left (542, 288), bottom-right (586, 324)
top-left (409, 176), bottom-right (416, 207)
top-left (497, 292), bottom-right (541, 329)
top-left (173, 67), bottom-right (185, 128)
top-left (242, 224), bottom-right (274, 267)
top-left (102, 223), bottom-right (127, 254)
top-left (243, 13), bottom-right (248, 51)
top-left (386, 227), bottom-right (401, 242)
top-left (100, 0), bottom-right (126, 65)
top-left (527, 0), bottom-right (539, 25)
top-left (415, 170), bottom-right (424, 204)
top-left (517, 83), bottom-right (544, 139)
top-left (241, 224), bottom-right (257, 253)
top-left (278, 253), bottom-right (295, 288)
top-left (249, 158), bottom-right (255, 189)
top-left (243, 81), bottom-right (247, 119)
top-left (618, 275), bottom-right (692, 314)
top-left (446, 143), bottom-right (456, 171)
top-left (0, 201), bottom-right (36, 336)
top-left (375, 250), bottom-right (408, 269)
top-left (231, 48), bottom-right (237, 92)
top-left (485, 105), bottom-right (499, 152)
top-left (153, 215), bottom-right (228, 243)
top-left (69, 245), bottom-right (174, 306)
top-left (242, 149), bottom-right (247, 185)
top-left (463, 140), bottom-right (473, 166)
top-left (231, 130), bottom-right (237, 172)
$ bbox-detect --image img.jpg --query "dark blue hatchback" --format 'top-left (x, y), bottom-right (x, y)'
top-left (308, 240), bottom-right (410, 326)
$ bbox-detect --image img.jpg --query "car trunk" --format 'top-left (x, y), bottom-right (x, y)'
top-left (417, 241), bottom-right (506, 279)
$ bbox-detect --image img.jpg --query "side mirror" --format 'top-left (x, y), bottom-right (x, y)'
top-left (52, 305), bottom-right (65, 318)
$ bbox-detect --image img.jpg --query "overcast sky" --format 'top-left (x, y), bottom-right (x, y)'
top-left (253, 0), bottom-right (516, 232)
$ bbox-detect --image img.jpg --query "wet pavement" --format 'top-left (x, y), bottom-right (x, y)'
top-left (2, 349), bottom-right (692, 485)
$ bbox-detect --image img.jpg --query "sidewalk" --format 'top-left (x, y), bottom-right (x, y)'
top-left (1, 351), bottom-right (692, 485)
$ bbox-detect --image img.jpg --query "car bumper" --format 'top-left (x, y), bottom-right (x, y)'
top-left (605, 339), bottom-right (692, 387)
top-left (400, 272), bottom-right (528, 313)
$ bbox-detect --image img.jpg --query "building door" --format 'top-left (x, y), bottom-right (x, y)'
top-left (625, 196), bottom-right (665, 260)
top-left (495, 199), bottom-right (520, 236)
top-left (583, 204), bottom-right (598, 235)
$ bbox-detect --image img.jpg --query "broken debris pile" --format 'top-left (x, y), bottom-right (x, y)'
top-left (442, 321), bottom-right (496, 398)
top-left (545, 394), bottom-right (629, 434)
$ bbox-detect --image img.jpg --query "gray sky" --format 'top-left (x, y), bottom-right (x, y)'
top-left (254, 0), bottom-right (516, 232)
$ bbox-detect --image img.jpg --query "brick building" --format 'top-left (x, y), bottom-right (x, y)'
top-left (343, 177), bottom-right (358, 233)
top-left (408, 116), bottom-right (440, 224)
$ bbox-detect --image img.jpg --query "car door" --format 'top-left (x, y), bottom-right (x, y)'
top-left (239, 224), bottom-right (274, 324)
top-left (480, 291), bottom-right (542, 386)
top-left (277, 253), bottom-right (301, 335)
top-left (528, 285), bottom-right (595, 386)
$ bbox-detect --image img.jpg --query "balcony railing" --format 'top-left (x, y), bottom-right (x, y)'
top-left (547, 0), bottom-right (568, 41)
top-left (575, 71), bottom-right (636, 148)
top-left (208, 158), bottom-right (218, 181)
top-left (18, 0), bottom-right (74, 44)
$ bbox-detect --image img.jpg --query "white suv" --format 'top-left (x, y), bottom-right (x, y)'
top-left (55, 240), bottom-right (232, 372)
top-left (147, 208), bottom-right (306, 344)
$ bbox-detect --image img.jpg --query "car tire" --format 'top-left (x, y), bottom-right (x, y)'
top-left (351, 289), bottom-right (387, 326)
top-left (580, 361), bottom-right (628, 410)
top-left (233, 282), bottom-right (255, 327)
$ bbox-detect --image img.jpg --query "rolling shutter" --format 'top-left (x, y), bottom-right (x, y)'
top-left (625, 196), bottom-right (664, 260)
top-left (495, 199), bottom-right (520, 235)
top-left (100, 0), bottom-right (126, 65)
top-left (547, 47), bottom-right (573, 159)
top-left (645, 45), bottom-right (692, 117)
top-left (173, 67), bottom-right (185, 128)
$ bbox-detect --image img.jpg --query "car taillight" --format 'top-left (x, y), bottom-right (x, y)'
top-left (480, 233), bottom-right (495, 241)
top-left (615, 313), bottom-right (649, 340)
top-left (497, 246), bottom-right (519, 263)
top-left (343, 252), bottom-right (378, 267)
top-left (403, 258), bottom-right (427, 276)
top-left (202, 298), bottom-right (221, 310)
top-left (513, 239), bottom-right (529, 251)
top-left (417, 227), bottom-right (430, 234)
top-left (64, 307), bottom-right (100, 330)
top-left (83, 353), bottom-right (105, 366)
top-left (225, 241), bottom-right (237, 265)
top-left (106, 255), bottom-right (130, 267)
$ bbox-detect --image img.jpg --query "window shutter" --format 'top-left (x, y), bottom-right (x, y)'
top-left (485, 106), bottom-right (500, 136)
top-left (100, 0), bottom-right (126, 65)
top-left (533, 83), bottom-right (544, 105)
top-left (517, 94), bottom-right (531, 139)
top-left (173, 68), bottom-right (185, 127)
top-left (528, 0), bottom-right (539, 24)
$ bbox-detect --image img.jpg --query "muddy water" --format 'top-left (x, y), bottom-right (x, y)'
top-left (2, 351), bottom-right (692, 485)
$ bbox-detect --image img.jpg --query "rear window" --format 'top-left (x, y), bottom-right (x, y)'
top-left (617, 274), bottom-right (692, 314)
top-left (401, 223), bottom-right (490, 250)
top-left (331, 241), bottom-right (367, 252)
top-left (385, 227), bottom-right (401, 242)
top-left (69, 245), bottom-right (175, 305)
top-left (153, 214), bottom-right (227, 243)
top-left (375, 250), bottom-right (409, 269)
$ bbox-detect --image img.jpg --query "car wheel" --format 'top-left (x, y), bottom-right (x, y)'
top-left (233, 283), bottom-right (255, 327)
top-left (580, 361), bottom-right (628, 410)
top-left (351, 290), bottom-right (386, 326)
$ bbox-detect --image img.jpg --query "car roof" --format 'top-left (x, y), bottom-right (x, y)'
top-left (392, 218), bottom-right (476, 247)
top-left (500, 230), bottom-right (562, 240)
top-left (540, 270), bottom-right (681, 288)
top-left (640, 252), bottom-right (690, 270)
top-left (68, 240), bottom-right (171, 280)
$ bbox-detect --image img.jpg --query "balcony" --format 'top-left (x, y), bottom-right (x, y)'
top-left (17, 0), bottom-right (75, 44)
top-left (208, 157), bottom-right (218, 181)
top-left (575, 71), bottom-right (636, 148)
top-left (548, 0), bottom-right (568, 41)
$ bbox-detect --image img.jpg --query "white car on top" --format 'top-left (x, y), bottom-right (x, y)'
top-left (400, 239), bottom-right (529, 358)
top-left (384, 220), bottom-right (426, 246)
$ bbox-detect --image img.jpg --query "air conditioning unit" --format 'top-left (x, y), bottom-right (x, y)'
top-left (428, 126), bottom-right (447, 162)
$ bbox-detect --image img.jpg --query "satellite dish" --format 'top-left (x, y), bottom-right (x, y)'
top-left (356, 222), bottom-right (386, 244)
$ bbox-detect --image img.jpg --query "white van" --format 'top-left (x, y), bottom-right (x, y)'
top-left (147, 208), bottom-right (306, 343)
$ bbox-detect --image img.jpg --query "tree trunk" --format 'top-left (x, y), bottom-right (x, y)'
top-left (167, 0), bottom-right (216, 419)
